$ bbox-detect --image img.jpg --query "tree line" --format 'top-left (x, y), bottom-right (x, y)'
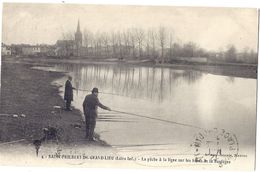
top-left (62, 27), bottom-right (257, 64)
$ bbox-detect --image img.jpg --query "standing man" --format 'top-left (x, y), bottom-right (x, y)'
top-left (64, 76), bottom-right (74, 111)
top-left (83, 87), bottom-right (111, 141)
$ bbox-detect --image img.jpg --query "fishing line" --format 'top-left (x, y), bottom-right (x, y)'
top-left (111, 109), bottom-right (205, 130)
top-left (0, 139), bottom-right (26, 145)
top-left (60, 84), bottom-right (147, 99)
top-left (59, 83), bottom-right (122, 96)
top-left (62, 82), bottom-right (204, 130)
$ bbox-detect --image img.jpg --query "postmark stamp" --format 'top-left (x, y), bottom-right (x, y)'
top-left (191, 128), bottom-right (239, 167)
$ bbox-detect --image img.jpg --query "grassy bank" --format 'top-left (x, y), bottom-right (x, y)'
top-left (0, 61), bottom-right (100, 145)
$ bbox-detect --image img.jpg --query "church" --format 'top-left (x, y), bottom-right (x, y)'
top-left (74, 20), bottom-right (83, 56)
top-left (55, 20), bottom-right (130, 58)
top-left (55, 20), bottom-right (83, 57)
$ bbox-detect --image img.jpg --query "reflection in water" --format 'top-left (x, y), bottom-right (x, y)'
top-left (54, 64), bottom-right (203, 103)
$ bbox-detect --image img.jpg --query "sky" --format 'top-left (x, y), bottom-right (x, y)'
top-left (2, 3), bottom-right (258, 52)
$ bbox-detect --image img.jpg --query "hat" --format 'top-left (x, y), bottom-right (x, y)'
top-left (92, 87), bottom-right (99, 93)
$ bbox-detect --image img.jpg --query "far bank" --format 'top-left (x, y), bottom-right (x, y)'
top-left (2, 55), bottom-right (257, 79)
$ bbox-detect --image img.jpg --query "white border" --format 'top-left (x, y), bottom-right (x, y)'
top-left (0, 1), bottom-right (259, 172)
top-left (0, 0), bottom-right (260, 8)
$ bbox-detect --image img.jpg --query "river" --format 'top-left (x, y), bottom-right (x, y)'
top-left (47, 63), bottom-right (256, 168)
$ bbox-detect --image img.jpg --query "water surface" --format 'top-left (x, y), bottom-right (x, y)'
top-left (50, 64), bottom-right (256, 151)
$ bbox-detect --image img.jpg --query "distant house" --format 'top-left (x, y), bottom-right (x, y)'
top-left (33, 46), bottom-right (41, 54)
top-left (1, 43), bottom-right (12, 56)
top-left (21, 45), bottom-right (56, 56)
top-left (3, 44), bottom-right (55, 57)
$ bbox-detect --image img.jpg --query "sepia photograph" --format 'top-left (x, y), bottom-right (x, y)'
top-left (0, 2), bottom-right (258, 170)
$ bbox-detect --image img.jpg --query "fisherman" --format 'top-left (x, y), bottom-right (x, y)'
top-left (64, 76), bottom-right (75, 111)
top-left (83, 87), bottom-right (111, 141)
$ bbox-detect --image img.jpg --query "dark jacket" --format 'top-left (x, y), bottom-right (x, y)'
top-left (64, 80), bottom-right (73, 101)
top-left (83, 94), bottom-right (109, 118)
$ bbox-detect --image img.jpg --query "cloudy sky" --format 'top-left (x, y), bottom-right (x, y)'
top-left (2, 3), bottom-right (258, 51)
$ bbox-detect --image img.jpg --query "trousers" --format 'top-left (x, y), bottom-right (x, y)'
top-left (85, 116), bottom-right (97, 140)
top-left (65, 100), bottom-right (71, 110)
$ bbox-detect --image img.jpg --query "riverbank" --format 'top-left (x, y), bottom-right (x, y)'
top-left (157, 63), bottom-right (257, 79)
top-left (0, 60), bottom-right (108, 146)
top-left (2, 55), bottom-right (257, 79)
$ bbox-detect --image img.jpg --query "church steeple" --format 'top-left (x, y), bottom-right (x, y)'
top-left (76, 19), bottom-right (81, 33)
top-left (75, 19), bottom-right (82, 56)
top-left (75, 20), bottom-right (82, 46)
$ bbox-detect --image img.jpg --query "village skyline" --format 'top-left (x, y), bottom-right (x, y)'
top-left (2, 3), bottom-right (258, 52)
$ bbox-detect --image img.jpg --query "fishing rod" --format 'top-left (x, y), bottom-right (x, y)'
top-left (111, 109), bottom-right (204, 130)
top-left (75, 88), bottom-right (121, 96)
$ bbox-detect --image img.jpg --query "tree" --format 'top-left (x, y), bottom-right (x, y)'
top-left (168, 31), bottom-right (174, 61)
top-left (93, 32), bottom-right (102, 57)
top-left (111, 31), bottom-right (118, 58)
top-left (182, 42), bottom-right (197, 57)
top-left (117, 31), bottom-right (123, 59)
top-left (83, 29), bottom-right (93, 56)
top-left (148, 28), bottom-right (157, 60)
top-left (249, 49), bottom-right (257, 64)
top-left (100, 32), bottom-right (110, 58)
top-left (172, 43), bottom-right (182, 58)
top-left (122, 30), bottom-right (131, 58)
top-left (225, 45), bottom-right (237, 62)
top-left (128, 28), bottom-right (137, 59)
top-left (158, 27), bottom-right (167, 64)
top-left (135, 28), bottom-right (145, 59)
top-left (145, 30), bottom-right (151, 58)
top-left (195, 48), bottom-right (208, 57)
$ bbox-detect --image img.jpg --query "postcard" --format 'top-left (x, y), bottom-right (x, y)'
top-left (0, 3), bottom-right (258, 170)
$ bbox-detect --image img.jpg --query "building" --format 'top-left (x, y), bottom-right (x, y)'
top-left (55, 20), bottom-right (135, 59)
top-left (38, 45), bottom-right (56, 57)
top-left (21, 46), bottom-right (34, 55)
top-left (11, 44), bottom-right (24, 56)
top-left (55, 40), bottom-right (75, 57)
top-left (21, 45), bottom-right (41, 56)
top-left (1, 43), bottom-right (12, 56)
top-left (55, 20), bottom-right (83, 57)
top-left (18, 44), bottom-right (55, 57)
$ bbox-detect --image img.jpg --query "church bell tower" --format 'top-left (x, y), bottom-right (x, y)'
top-left (75, 20), bottom-right (82, 56)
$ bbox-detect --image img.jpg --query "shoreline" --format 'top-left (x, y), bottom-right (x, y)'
top-left (2, 56), bottom-right (257, 79)
top-left (0, 60), bottom-right (110, 147)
